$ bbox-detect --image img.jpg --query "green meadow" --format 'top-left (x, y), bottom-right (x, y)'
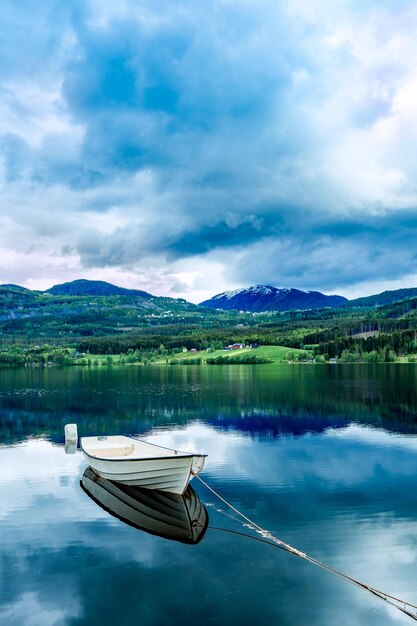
top-left (165, 345), bottom-right (309, 365)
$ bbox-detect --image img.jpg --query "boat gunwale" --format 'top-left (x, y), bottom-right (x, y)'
top-left (80, 437), bottom-right (207, 463)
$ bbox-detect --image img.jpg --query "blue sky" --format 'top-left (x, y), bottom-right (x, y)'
top-left (1, 0), bottom-right (417, 301)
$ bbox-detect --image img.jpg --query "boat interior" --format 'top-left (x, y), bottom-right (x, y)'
top-left (81, 435), bottom-right (186, 459)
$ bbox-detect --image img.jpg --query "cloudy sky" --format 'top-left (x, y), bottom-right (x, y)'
top-left (1, 0), bottom-right (417, 302)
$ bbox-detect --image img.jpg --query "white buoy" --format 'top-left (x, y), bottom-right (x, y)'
top-left (64, 423), bottom-right (78, 454)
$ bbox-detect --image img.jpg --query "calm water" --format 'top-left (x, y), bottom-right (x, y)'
top-left (1, 364), bottom-right (417, 625)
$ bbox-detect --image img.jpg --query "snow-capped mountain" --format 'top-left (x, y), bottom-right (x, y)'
top-left (200, 285), bottom-right (347, 312)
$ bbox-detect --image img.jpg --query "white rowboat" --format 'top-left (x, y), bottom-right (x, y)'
top-left (81, 435), bottom-right (206, 495)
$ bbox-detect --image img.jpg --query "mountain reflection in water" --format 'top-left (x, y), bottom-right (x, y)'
top-left (81, 466), bottom-right (209, 544)
top-left (2, 364), bottom-right (417, 446)
top-left (1, 366), bottom-right (417, 625)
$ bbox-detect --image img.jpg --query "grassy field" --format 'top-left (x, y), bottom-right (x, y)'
top-left (165, 345), bottom-right (308, 364)
top-left (58, 345), bottom-right (309, 367)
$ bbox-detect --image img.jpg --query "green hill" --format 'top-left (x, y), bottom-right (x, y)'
top-left (45, 279), bottom-right (152, 298)
top-left (348, 288), bottom-right (417, 308)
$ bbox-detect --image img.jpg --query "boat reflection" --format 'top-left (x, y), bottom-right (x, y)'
top-left (80, 466), bottom-right (209, 544)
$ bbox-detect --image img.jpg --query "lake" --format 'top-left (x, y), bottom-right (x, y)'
top-left (1, 363), bottom-right (417, 625)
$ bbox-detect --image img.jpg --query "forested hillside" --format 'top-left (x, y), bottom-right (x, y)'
top-left (1, 282), bottom-right (417, 365)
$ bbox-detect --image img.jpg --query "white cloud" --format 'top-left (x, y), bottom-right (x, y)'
top-left (2, 0), bottom-right (417, 295)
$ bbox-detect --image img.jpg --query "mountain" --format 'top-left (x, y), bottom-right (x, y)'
top-left (347, 288), bottom-right (417, 308)
top-left (0, 284), bottom-right (31, 292)
top-left (45, 279), bottom-right (152, 298)
top-left (200, 285), bottom-right (348, 312)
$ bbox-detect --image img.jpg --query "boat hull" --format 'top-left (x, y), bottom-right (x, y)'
top-left (82, 451), bottom-right (205, 494)
top-left (81, 467), bottom-right (209, 544)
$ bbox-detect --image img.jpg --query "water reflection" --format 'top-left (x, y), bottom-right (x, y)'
top-left (1, 364), bottom-right (417, 446)
top-left (80, 467), bottom-right (209, 544)
top-left (1, 366), bottom-right (417, 625)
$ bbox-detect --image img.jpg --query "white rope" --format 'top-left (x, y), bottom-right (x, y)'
top-left (196, 475), bottom-right (417, 622)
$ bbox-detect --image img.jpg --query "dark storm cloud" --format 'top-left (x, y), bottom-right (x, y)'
top-left (232, 211), bottom-right (417, 290)
top-left (77, 209), bottom-right (285, 266)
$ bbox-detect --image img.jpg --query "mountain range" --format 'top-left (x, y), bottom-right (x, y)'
top-left (1, 279), bottom-right (417, 313)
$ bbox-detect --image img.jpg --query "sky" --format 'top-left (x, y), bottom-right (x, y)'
top-left (1, 0), bottom-right (417, 303)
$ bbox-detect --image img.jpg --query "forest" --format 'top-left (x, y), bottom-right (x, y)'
top-left (1, 284), bottom-right (417, 365)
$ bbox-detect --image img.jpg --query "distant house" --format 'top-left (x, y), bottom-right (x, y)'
top-left (190, 348), bottom-right (198, 353)
top-left (182, 347), bottom-right (188, 352)
top-left (226, 343), bottom-right (244, 350)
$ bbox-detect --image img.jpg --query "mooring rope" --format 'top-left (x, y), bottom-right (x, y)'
top-left (195, 474), bottom-right (417, 622)
top-left (209, 525), bottom-right (290, 551)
